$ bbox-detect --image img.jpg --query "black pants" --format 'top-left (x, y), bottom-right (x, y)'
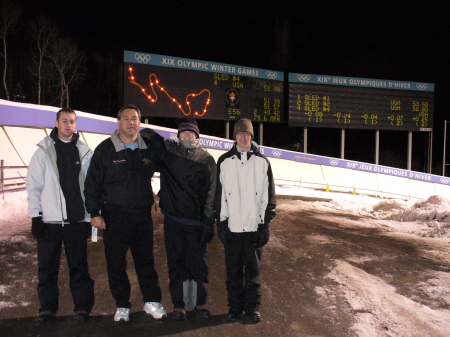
top-left (36, 221), bottom-right (94, 314)
top-left (164, 217), bottom-right (209, 309)
top-left (224, 231), bottom-right (262, 313)
top-left (103, 208), bottom-right (162, 309)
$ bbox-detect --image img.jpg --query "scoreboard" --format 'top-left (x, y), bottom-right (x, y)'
top-left (123, 51), bottom-right (284, 122)
top-left (289, 73), bottom-right (434, 131)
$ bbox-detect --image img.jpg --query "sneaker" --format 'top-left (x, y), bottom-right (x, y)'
top-left (172, 308), bottom-right (186, 321)
top-left (114, 307), bottom-right (130, 322)
top-left (74, 311), bottom-right (90, 322)
top-left (144, 302), bottom-right (167, 319)
top-left (36, 311), bottom-right (53, 324)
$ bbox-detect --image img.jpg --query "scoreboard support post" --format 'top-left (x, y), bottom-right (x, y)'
top-left (303, 127), bottom-right (308, 153)
top-left (408, 131), bottom-right (413, 171)
top-left (375, 130), bottom-right (380, 165)
top-left (259, 122), bottom-right (263, 146)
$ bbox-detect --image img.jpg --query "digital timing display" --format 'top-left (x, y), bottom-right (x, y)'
top-left (123, 51), bottom-right (284, 122)
top-left (288, 73), bottom-right (434, 131)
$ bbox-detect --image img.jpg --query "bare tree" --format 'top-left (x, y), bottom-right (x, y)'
top-left (48, 37), bottom-right (86, 107)
top-left (29, 17), bottom-right (58, 104)
top-left (0, 0), bottom-right (21, 100)
top-left (91, 53), bottom-right (119, 115)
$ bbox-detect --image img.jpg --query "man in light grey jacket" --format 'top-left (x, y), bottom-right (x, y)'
top-left (26, 108), bottom-right (95, 324)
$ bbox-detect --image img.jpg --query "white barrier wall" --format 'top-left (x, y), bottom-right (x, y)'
top-left (1, 99), bottom-right (449, 200)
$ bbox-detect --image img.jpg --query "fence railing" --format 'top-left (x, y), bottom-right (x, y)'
top-left (0, 159), bottom-right (27, 194)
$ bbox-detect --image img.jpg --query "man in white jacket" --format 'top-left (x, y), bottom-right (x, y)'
top-left (26, 108), bottom-right (95, 324)
top-left (215, 118), bottom-right (276, 323)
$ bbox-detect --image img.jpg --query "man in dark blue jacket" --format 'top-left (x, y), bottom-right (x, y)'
top-left (84, 104), bottom-right (166, 322)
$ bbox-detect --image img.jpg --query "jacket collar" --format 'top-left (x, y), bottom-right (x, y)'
top-left (111, 129), bottom-right (148, 152)
top-left (232, 141), bottom-right (259, 159)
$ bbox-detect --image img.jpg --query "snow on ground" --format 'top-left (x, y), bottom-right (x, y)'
top-left (1, 183), bottom-right (449, 241)
top-left (1, 182), bottom-right (450, 335)
top-left (276, 185), bottom-right (450, 238)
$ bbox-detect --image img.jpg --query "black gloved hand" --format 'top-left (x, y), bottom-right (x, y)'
top-left (255, 223), bottom-right (270, 248)
top-left (139, 128), bottom-right (164, 148)
top-left (217, 219), bottom-right (232, 246)
top-left (31, 216), bottom-right (48, 239)
top-left (200, 218), bottom-right (214, 246)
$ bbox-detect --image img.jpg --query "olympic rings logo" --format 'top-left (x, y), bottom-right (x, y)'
top-left (272, 150), bottom-right (282, 157)
top-left (329, 159), bottom-right (339, 166)
top-left (440, 177), bottom-right (450, 184)
top-left (266, 71), bottom-right (278, 80)
top-left (297, 74), bottom-right (311, 82)
top-left (134, 53), bottom-right (151, 63)
top-left (169, 133), bottom-right (178, 140)
top-left (416, 83), bottom-right (428, 91)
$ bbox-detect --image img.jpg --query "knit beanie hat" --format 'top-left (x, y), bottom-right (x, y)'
top-left (233, 118), bottom-right (254, 139)
top-left (177, 118), bottom-right (200, 139)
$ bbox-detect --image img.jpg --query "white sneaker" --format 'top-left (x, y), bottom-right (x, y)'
top-left (144, 302), bottom-right (167, 319)
top-left (114, 307), bottom-right (130, 322)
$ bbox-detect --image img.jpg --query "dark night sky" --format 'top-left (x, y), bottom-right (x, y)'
top-left (13, 0), bottom-right (450, 172)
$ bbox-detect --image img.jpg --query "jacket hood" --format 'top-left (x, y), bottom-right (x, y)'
top-left (233, 140), bottom-right (259, 152)
top-left (37, 131), bottom-right (86, 152)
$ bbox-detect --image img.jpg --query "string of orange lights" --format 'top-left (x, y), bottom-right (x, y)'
top-left (128, 66), bottom-right (211, 117)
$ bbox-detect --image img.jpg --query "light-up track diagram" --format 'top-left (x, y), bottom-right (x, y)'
top-left (123, 51), bottom-right (284, 121)
top-left (128, 66), bottom-right (211, 117)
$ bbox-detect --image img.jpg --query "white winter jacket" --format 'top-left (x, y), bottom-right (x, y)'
top-left (217, 141), bottom-right (276, 233)
top-left (26, 135), bottom-right (93, 223)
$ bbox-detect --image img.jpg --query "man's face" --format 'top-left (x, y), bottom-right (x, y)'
top-left (118, 108), bottom-right (140, 140)
top-left (55, 112), bottom-right (77, 141)
top-left (235, 131), bottom-right (252, 149)
top-left (179, 130), bottom-right (197, 140)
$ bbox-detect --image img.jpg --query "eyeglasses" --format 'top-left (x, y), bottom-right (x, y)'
top-left (236, 132), bottom-right (251, 137)
top-left (121, 116), bottom-right (139, 122)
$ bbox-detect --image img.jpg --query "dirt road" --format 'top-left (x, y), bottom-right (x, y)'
top-left (1, 197), bottom-right (449, 336)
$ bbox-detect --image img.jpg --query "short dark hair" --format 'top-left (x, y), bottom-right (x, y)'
top-left (117, 104), bottom-right (141, 120)
top-left (56, 107), bottom-right (76, 121)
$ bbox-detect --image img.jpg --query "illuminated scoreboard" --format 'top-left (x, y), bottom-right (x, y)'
top-left (123, 51), bottom-right (284, 122)
top-left (288, 73), bottom-right (434, 131)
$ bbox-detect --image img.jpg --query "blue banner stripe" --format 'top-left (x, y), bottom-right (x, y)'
top-left (124, 51), bottom-right (283, 81)
top-left (289, 73), bottom-right (434, 92)
top-left (1, 104), bottom-right (447, 186)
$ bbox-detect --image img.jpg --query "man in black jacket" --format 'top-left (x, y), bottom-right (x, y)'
top-left (84, 104), bottom-right (166, 322)
top-left (141, 118), bottom-right (217, 321)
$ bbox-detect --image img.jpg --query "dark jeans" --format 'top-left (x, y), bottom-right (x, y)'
top-left (37, 221), bottom-right (94, 314)
top-left (224, 231), bottom-right (262, 313)
top-left (164, 217), bottom-right (209, 309)
top-left (103, 208), bottom-right (162, 309)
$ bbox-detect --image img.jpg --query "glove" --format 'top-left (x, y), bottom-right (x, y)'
top-left (200, 218), bottom-right (214, 245)
top-left (255, 223), bottom-right (270, 248)
top-left (139, 128), bottom-right (164, 148)
top-left (31, 216), bottom-right (48, 239)
top-left (217, 219), bottom-right (231, 246)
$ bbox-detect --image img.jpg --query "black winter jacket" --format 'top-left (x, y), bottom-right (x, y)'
top-left (158, 139), bottom-right (217, 221)
top-left (84, 130), bottom-right (163, 215)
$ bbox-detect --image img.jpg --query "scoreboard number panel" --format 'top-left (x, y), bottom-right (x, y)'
top-left (288, 73), bottom-right (434, 131)
top-left (123, 51), bottom-right (284, 122)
